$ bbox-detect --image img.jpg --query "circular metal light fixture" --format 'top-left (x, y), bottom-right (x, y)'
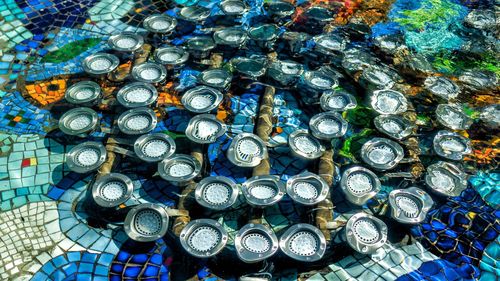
top-left (231, 57), bottom-right (268, 79)
top-left (195, 176), bottom-right (239, 210)
top-left (288, 129), bottom-right (324, 160)
top-left (388, 187), bottom-right (434, 224)
top-left (158, 154), bottom-right (201, 186)
top-left (309, 112), bottom-right (348, 140)
top-left (143, 14), bottom-right (177, 34)
top-left (305, 6), bottom-right (333, 23)
top-left (267, 60), bottom-right (303, 86)
top-left (241, 175), bottom-right (285, 207)
top-left (266, 1), bottom-right (295, 18)
top-left (360, 66), bottom-right (396, 90)
top-left (117, 82), bottom-right (158, 108)
top-left (66, 141), bottom-right (107, 173)
top-left (423, 76), bottom-right (460, 101)
top-left (433, 130), bottom-right (472, 161)
top-left (178, 6), bottom-right (211, 22)
top-left (313, 34), bottom-right (346, 56)
top-left (227, 133), bottom-right (268, 168)
top-left (235, 223), bottom-right (279, 263)
top-left (82, 53), bottom-right (120, 75)
top-left (124, 203), bottom-right (169, 242)
top-left (59, 107), bottom-right (99, 136)
top-left (279, 223), bottom-right (326, 262)
top-left (303, 71), bottom-right (338, 92)
top-left (181, 86), bottom-right (223, 114)
top-left (185, 114), bottom-right (227, 144)
top-left (180, 219), bottom-right (228, 258)
top-left (345, 212), bottom-right (387, 255)
top-left (108, 32), bottom-right (144, 52)
top-left (117, 107), bottom-right (157, 135)
top-left (131, 62), bottom-right (167, 84)
top-left (134, 133), bottom-right (176, 162)
top-left (340, 166), bottom-right (381, 206)
top-left (320, 89), bottom-right (357, 112)
top-left (65, 81), bottom-right (101, 105)
top-left (361, 138), bottom-right (404, 171)
top-left (248, 23), bottom-right (280, 48)
top-left (154, 46), bottom-right (189, 66)
top-left (480, 104), bottom-right (500, 129)
top-left (425, 161), bottom-right (467, 197)
top-left (91, 173), bottom-right (134, 208)
top-left (373, 115), bottom-right (414, 140)
top-left (186, 36), bottom-right (216, 58)
top-left (286, 172), bottom-right (329, 205)
top-left (198, 68), bottom-right (232, 90)
top-left (219, 0), bottom-right (248, 16)
top-left (371, 89), bottom-right (408, 115)
top-left (213, 27), bottom-right (248, 48)
top-left (436, 104), bottom-right (473, 130)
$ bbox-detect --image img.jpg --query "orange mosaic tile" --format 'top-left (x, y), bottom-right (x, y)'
top-left (25, 79), bottom-right (67, 106)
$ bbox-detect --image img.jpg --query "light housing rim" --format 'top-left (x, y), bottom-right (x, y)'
top-left (185, 114), bottom-right (227, 144)
top-left (425, 161), bottom-right (468, 197)
top-left (195, 176), bottom-right (239, 210)
top-left (82, 53), bottom-right (120, 75)
top-left (309, 111), bottom-right (348, 140)
top-left (91, 172), bottom-right (134, 208)
top-left (65, 81), bottom-right (101, 104)
top-left (66, 141), bottom-right (107, 173)
top-left (181, 85), bottom-right (224, 114)
top-left (345, 212), bottom-right (388, 254)
top-left (123, 203), bottom-right (170, 242)
top-left (285, 172), bottom-right (329, 205)
top-left (373, 114), bottom-right (414, 140)
top-left (117, 107), bottom-right (158, 135)
top-left (133, 133), bottom-right (177, 163)
top-left (131, 62), bottom-right (167, 84)
top-left (241, 175), bottom-right (286, 207)
top-left (279, 223), bottom-right (326, 262)
top-left (116, 82), bottom-right (158, 108)
top-left (235, 223), bottom-right (279, 263)
top-left (360, 137), bottom-right (404, 171)
top-left (388, 186), bottom-right (434, 224)
top-left (227, 132), bottom-right (268, 168)
top-left (157, 154), bottom-right (202, 185)
top-left (107, 32), bottom-right (144, 52)
top-left (288, 129), bottom-right (325, 160)
top-left (58, 107), bottom-right (99, 136)
top-left (143, 14), bottom-right (178, 34)
top-left (154, 46), bottom-right (190, 65)
top-left (179, 218), bottom-right (229, 258)
top-left (340, 166), bottom-right (381, 206)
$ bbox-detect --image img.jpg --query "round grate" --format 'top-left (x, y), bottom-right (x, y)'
top-left (429, 171), bottom-right (455, 192)
top-left (138, 67), bottom-right (161, 80)
top-left (168, 162), bottom-right (194, 178)
top-left (371, 90), bottom-right (407, 115)
top-left (249, 185), bottom-right (277, 200)
top-left (189, 94), bottom-right (215, 110)
top-left (440, 137), bottom-right (466, 152)
top-left (366, 145), bottom-right (395, 165)
top-left (75, 148), bottom-right (100, 167)
top-left (203, 183), bottom-right (231, 205)
top-left (160, 52), bottom-right (181, 62)
top-left (123, 87), bottom-right (153, 103)
top-left (67, 115), bottom-right (92, 131)
top-left (188, 226), bottom-right (220, 252)
top-left (191, 120), bottom-right (220, 141)
top-left (89, 58), bottom-right (112, 71)
top-left (395, 196), bottom-right (420, 218)
top-left (115, 37), bottom-right (138, 49)
top-left (327, 95), bottom-right (347, 109)
top-left (293, 136), bottom-right (319, 154)
top-left (352, 218), bottom-right (380, 244)
top-left (100, 181), bottom-right (126, 202)
top-left (381, 119), bottom-right (402, 134)
top-left (316, 118), bottom-right (340, 135)
top-left (288, 231), bottom-right (318, 256)
top-left (143, 14), bottom-right (177, 34)
top-left (142, 139), bottom-right (170, 158)
top-left (222, 1), bottom-right (245, 14)
top-left (125, 115), bottom-right (151, 131)
top-left (73, 87), bottom-right (95, 100)
top-left (242, 233), bottom-right (271, 253)
top-left (236, 138), bottom-right (261, 160)
top-left (346, 173), bottom-right (373, 195)
top-left (133, 209), bottom-right (163, 236)
top-left (151, 20), bottom-right (171, 30)
top-left (293, 182), bottom-right (318, 200)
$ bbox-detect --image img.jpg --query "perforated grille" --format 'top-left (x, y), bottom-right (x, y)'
top-left (138, 67), bottom-right (161, 80)
top-left (75, 148), bottom-right (100, 167)
top-left (375, 93), bottom-right (401, 114)
top-left (366, 145), bottom-right (396, 165)
top-left (89, 58), bottom-right (112, 71)
top-left (440, 137), bottom-right (466, 152)
top-left (188, 226), bottom-right (220, 252)
top-left (237, 138), bottom-right (261, 160)
top-left (395, 195), bottom-right (421, 218)
top-left (67, 115), bottom-right (92, 130)
top-left (150, 20), bottom-right (171, 30)
top-left (380, 119), bottom-right (402, 134)
top-left (191, 120), bottom-right (220, 141)
top-left (159, 52), bottom-right (181, 62)
top-left (123, 88), bottom-right (153, 103)
top-left (124, 115), bottom-right (151, 131)
top-left (167, 162), bottom-right (194, 178)
top-left (288, 231), bottom-right (318, 256)
top-left (188, 94), bottom-right (215, 110)
top-left (99, 181), bottom-right (126, 202)
top-left (72, 87), bottom-right (94, 100)
top-left (310, 76), bottom-right (333, 88)
top-left (203, 183), bottom-right (231, 205)
top-left (249, 185), bottom-right (276, 199)
top-left (352, 218), bottom-right (380, 244)
top-left (315, 118), bottom-right (340, 135)
top-left (115, 37), bottom-right (138, 49)
top-left (293, 182), bottom-right (318, 200)
top-left (141, 139), bottom-right (169, 158)
top-left (326, 95), bottom-right (347, 109)
top-left (293, 136), bottom-right (319, 154)
top-left (242, 233), bottom-right (271, 253)
top-left (430, 171), bottom-right (455, 192)
top-left (133, 210), bottom-right (163, 236)
top-left (346, 172), bottom-right (373, 195)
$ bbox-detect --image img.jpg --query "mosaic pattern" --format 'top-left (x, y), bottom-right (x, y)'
top-left (0, 0), bottom-right (498, 280)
